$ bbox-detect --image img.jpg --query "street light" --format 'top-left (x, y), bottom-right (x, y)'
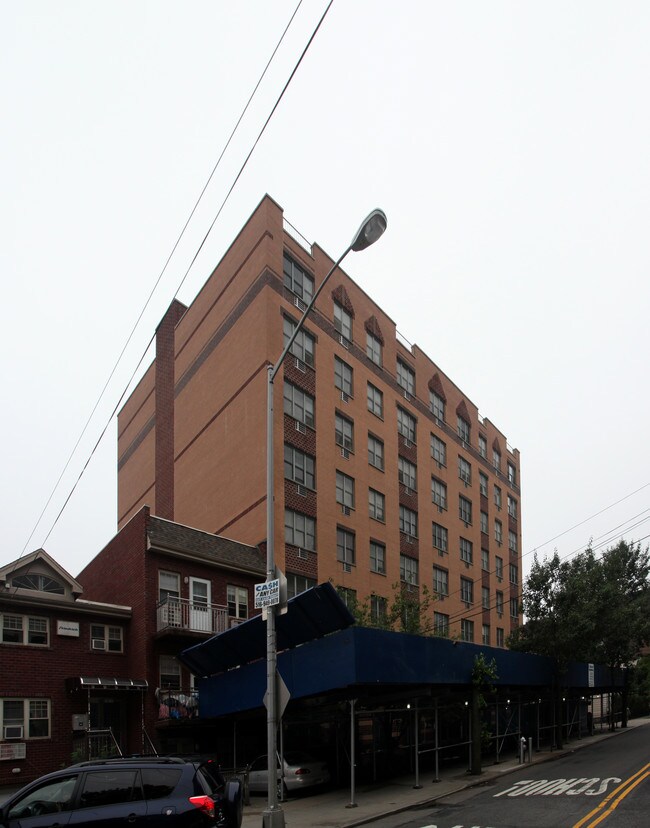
top-left (263, 209), bottom-right (387, 827)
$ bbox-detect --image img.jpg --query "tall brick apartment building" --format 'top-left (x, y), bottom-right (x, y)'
top-left (118, 195), bottom-right (522, 646)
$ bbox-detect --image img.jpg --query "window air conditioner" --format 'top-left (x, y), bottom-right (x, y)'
top-left (295, 357), bottom-right (306, 372)
top-left (294, 296), bottom-right (306, 312)
top-left (3, 725), bottom-right (24, 739)
top-left (340, 391), bottom-right (349, 403)
top-left (342, 562), bottom-right (352, 573)
top-left (295, 420), bottom-right (306, 434)
top-left (92, 638), bottom-right (106, 651)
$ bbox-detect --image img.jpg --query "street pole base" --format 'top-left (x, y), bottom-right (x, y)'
top-left (262, 806), bottom-right (286, 828)
top-left (346, 803), bottom-right (358, 809)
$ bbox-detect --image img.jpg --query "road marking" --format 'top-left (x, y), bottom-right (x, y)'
top-left (495, 777), bottom-right (620, 798)
top-left (572, 762), bottom-right (650, 828)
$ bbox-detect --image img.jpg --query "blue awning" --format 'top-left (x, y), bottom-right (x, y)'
top-left (179, 581), bottom-right (355, 677)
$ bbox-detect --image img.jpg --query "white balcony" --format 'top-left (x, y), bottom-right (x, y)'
top-left (156, 596), bottom-right (230, 635)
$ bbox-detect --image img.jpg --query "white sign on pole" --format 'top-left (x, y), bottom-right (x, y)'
top-left (255, 578), bottom-right (280, 609)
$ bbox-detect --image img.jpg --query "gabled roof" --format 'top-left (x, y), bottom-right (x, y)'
top-left (147, 517), bottom-right (265, 575)
top-left (0, 548), bottom-right (83, 595)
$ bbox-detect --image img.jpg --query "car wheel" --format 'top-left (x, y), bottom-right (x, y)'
top-left (224, 778), bottom-right (242, 828)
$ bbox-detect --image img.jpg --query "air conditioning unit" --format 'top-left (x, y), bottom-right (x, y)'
top-left (341, 504), bottom-right (351, 516)
top-left (342, 562), bottom-right (352, 573)
top-left (403, 390), bottom-right (412, 401)
top-left (294, 357), bottom-right (306, 372)
top-left (3, 725), bottom-right (23, 740)
top-left (403, 438), bottom-right (413, 448)
top-left (294, 296), bottom-right (306, 312)
top-left (338, 334), bottom-right (349, 349)
top-left (295, 420), bottom-right (306, 434)
top-left (296, 484), bottom-right (307, 497)
top-left (297, 548), bottom-right (308, 560)
top-left (340, 447), bottom-right (350, 459)
top-left (91, 638), bottom-right (106, 651)
top-left (403, 486), bottom-right (413, 496)
top-left (0, 743), bottom-right (26, 760)
top-left (405, 534), bottom-right (415, 544)
top-left (340, 390), bottom-right (349, 403)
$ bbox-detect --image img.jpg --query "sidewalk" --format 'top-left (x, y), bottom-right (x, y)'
top-left (241, 718), bottom-right (649, 828)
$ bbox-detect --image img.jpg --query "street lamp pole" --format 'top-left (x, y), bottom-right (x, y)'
top-left (263, 209), bottom-right (387, 828)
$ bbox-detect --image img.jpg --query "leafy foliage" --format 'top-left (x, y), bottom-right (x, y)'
top-left (338, 582), bottom-right (434, 635)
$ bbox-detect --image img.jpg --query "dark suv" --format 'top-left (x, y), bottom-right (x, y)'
top-left (0, 756), bottom-right (242, 827)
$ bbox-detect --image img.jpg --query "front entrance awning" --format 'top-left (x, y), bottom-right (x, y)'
top-left (66, 677), bottom-right (148, 692)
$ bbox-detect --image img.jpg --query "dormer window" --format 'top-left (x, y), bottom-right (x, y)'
top-left (11, 573), bottom-right (64, 595)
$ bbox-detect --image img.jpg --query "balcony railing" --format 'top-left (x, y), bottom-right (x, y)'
top-left (156, 596), bottom-right (230, 635)
top-left (157, 687), bottom-right (199, 721)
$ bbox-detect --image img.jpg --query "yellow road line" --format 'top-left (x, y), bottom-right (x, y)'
top-left (573, 763), bottom-right (650, 828)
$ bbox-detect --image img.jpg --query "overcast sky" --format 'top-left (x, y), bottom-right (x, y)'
top-left (3, 1), bottom-right (649, 582)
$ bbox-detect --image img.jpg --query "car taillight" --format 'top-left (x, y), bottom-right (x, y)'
top-left (294, 768), bottom-right (311, 776)
top-left (189, 795), bottom-right (215, 817)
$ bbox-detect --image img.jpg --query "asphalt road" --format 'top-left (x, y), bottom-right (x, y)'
top-left (367, 724), bottom-right (649, 828)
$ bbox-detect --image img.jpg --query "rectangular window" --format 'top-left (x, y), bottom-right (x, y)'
top-left (370, 595), bottom-right (388, 624)
top-left (283, 316), bottom-right (315, 366)
top-left (368, 434), bottom-right (384, 470)
top-left (496, 590), bottom-right (504, 615)
top-left (434, 612), bottom-right (449, 637)
top-left (494, 485), bottom-right (502, 510)
top-left (480, 511), bottom-right (488, 534)
top-left (433, 566), bottom-right (448, 596)
top-left (460, 537), bottom-right (473, 564)
top-left (478, 434), bottom-right (487, 458)
top-left (495, 519), bottom-right (503, 544)
top-left (334, 302), bottom-right (353, 341)
top-left (227, 585), bottom-right (248, 619)
top-left (510, 598), bottom-right (519, 619)
top-left (159, 571), bottom-right (180, 602)
top-left (159, 655), bottom-right (181, 691)
top-left (396, 359), bottom-right (415, 395)
top-left (337, 586), bottom-right (357, 610)
top-left (91, 624), bottom-right (123, 653)
top-left (430, 391), bottom-right (445, 422)
top-left (337, 528), bottom-right (356, 565)
top-left (1, 699), bottom-right (50, 739)
top-left (397, 407), bottom-right (417, 443)
top-left (336, 471), bottom-right (355, 509)
top-left (509, 563), bottom-right (519, 584)
top-left (482, 586), bottom-right (490, 609)
top-left (481, 548), bottom-right (489, 571)
top-left (431, 477), bottom-right (447, 510)
top-left (479, 472), bottom-right (488, 497)
top-left (507, 462), bottom-right (517, 485)
top-left (370, 541), bottom-right (386, 574)
top-left (460, 577), bottom-right (473, 604)
top-left (334, 356), bottom-right (353, 396)
top-left (461, 619), bottom-right (474, 642)
top-left (398, 456), bottom-right (417, 490)
top-left (1, 614), bottom-right (49, 647)
top-left (366, 331), bottom-right (382, 366)
top-left (432, 522), bottom-right (448, 553)
top-left (285, 510), bottom-right (316, 551)
top-left (283, 253), bottom-right (314, 303)
top-left (335, 412), bottom-right (354, 451)
top-left (399, 505), bottom-right (418, 537)
top-left (431, 434), bottom-right (446, 467)
top-left (493, 448), bottom-right (501, 471)
top-left (495, 556), bottom-right (504, 581)
top-left (286, 574), bottom-right (316, 599)
top-left (508, 495), bottom-right (517, 519)
top-left (496, 627), bottom-right (505, 647)
top-left (284, 444), bottom-right (315, 489)
top-left (482, 624), bottom-right (490, 645)
top-left (367, 383), bottom-right (383, 417)
top-left (458, 456), bottom-right (471, 485)
top-left (457, 415), bottom-right (470, 444)
top-left (400, 554), bottom-right (419, 586)
top-left (459, 495), bottom-right (472, 525)
top-left (509, 530), bottom-right (518, 554)
top-left (368, 488), bottom-right (385, 521)
top-left (284, 381), bottom-right (315, 428)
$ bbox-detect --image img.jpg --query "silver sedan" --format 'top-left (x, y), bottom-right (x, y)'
top-left (247, 752), bottom-right (330, 795)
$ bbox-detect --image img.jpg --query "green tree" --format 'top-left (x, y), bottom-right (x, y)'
top-left (337, 582), bottom-right (434, 635)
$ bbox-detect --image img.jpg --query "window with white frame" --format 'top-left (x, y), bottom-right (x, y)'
top-left (399, 505), bottom-right (418, 538)
top-left (460, 577), bottom-right (473, 604)
top-left (508, 495), bottom-right (517, 519)
top-left (334, 356), bottom-right (353, 396)
top-left (459, 495), bottom-right (472, 525)
top-left (482, 624), bottom-right (490, 645)
top-left (10, 573), bottom-right (64, 594)
top-left (367, 383), bottom-right (383, 418)
top-left (398, 456), bottom-right (417, 489)
top-left (479, 471), bottom-right (488, 497)
top-left (370, 540), bottom-right (386, 574)
top-left (284, 444), bottom-right (315, 489)
top-left (461, 619), bottom-right (474, 642)
top-left (400, 554), bottom-right (419, 586)
top-left (370, 595), bottom-right (387, 624)
top-left (336, 471), bottom-right (355, 509)
top-left (368, 434), bottom-right (384, 470)
top-left (432, 522), bottom-right (448, 553)
top-left (495, 519), bottom-right (503, 545)
top-left (335, 412), bottom-right (354, 451)
top-left (431, 434), bottom-right (446, 467)
top-left (433, 566), bottom-right (448, 596)
top-left (286, 574), bottom-right (316, 599)
top-left (159, 655), bottom-right (181, 691)
top-left (493, 447), bottom-right (501, 471)
top-left (507, 462), bottom-right (517, 485)
top-left (283, 381), bottom-right (314, 427)
top-left (481, 548), bottom-right (489, 571)
top-left (337, 528), bottom-right (356, 565)
top-left (429, 390), bottom-right (445, 422)
top-left (368, 489), bottom-right (385, 522)
top-left (431, 477), bottom-right (447, 510)
top-left (90, 624), bottom-right (123, 653)
top-left (366, 331), bottom-right (382, 366)
top-left (509, 530), bottom-right (518, 554)
top-left (1, 614), bottom-right (49, 646)
top-left (227, 585), bottom-right (248, 619)
top-left (283, 316), bottom-right (315, 366)
top-left (283, 253), bottom-right (314, 303)
top-left (460, 537), bottom-right (473, 564)
top-left (495, 556), bottom-right (504, 581)
top-left (496, 590), bottom-right (504, 615)
top-left (159, 571), bottom-right (180, 602)
top-left (480, 510), bottom-right (488, 534)
top-left (284, 510), bottom-right (316, 550)
top-left (434, 611), bottom-right (449, 637)
top-left (457, 415), bottom-right (470, 444)
top-left (334, 302), bottom-right (353, 341)
top-left (482, 586), bottom-right (490, 609)
top-left (1, 698), bottom-right (50, 739)
top-left (397, 407), bottom-right (416, 442)
top-left (494, 485), bottom-right (502, 510)
top-left (458, 456), bottom-right (471, 485)
top-left (396, 359), bottom-right (415, 395)
top-left (478, 434), bottom-right (487, 459)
